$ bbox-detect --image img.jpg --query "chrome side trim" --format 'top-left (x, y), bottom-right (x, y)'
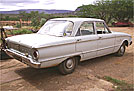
top-left (34, 41), bottom-right (76, 49)
top-left (116, 36), bottom-right (130, 38)
top-left (39, 52), bottom-right (82, 62)
top-left (82, 49), bottom-right (97, 54)
top-left (98, 37), bottom-right (115, 40)
top-left (97, 45), bottom-right (115, 51)
top-left (82, 45), bottom-right (115, 55)
top-left (76, 39), bottom-right (98, 43)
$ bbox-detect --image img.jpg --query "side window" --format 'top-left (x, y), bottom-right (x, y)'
top-left (65, 22), bottom-right (73, 36)
top-left (76, 22), bottom-right (95, 36)
top-left (96, 22), bottom-right (110, 34)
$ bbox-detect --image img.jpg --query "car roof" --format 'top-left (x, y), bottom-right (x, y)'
top-left (50, 18), bottom-right (104, 22)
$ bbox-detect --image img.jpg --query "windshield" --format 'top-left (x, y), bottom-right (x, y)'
top-left (37, 20), bottom-right (74, 36)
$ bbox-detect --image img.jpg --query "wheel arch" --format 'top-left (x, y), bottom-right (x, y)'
top-left (62, 55), bottom-right (81, 64)
top-left (122, 40), bottom-right (129, 47)
top-left (58, 55), bottom-right (81, 75)
top-left (73, 55), bottom-right (81, 63)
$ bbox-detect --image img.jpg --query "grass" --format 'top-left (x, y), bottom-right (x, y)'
top-left (104, 76), bottom-right (134, 91)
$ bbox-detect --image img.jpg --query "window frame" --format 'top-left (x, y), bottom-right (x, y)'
top-left (95, 21), bottom-right (111, 34)
top-left (76, 21), bottom-right (95, 36)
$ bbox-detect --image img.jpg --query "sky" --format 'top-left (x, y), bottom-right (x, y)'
top-left (0, 0), bottom-right (96, 11)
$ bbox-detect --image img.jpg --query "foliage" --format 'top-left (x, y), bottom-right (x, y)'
top-left (66, 15), bottom-right (77, 17)
top-left (77, 0), bottom-right (133, 24)
top-left (7, 29), bottom-right (33, 35)
top-left (104, 76), bottom-right (134, 91)
top-left (19, 11), bottom-right (31, 21)
top-left (30, 11), bottom-right (46, 27)
top-left (15, 23), bottom-right (21, 28)
top-left (1, 15), bottom-right (20, 21)
top-left (77, 4), bottom-right (97, 18)
top-left (40, 18), bottom-right (46, 27)
top-left (110, 0), bottom-right (133, 22)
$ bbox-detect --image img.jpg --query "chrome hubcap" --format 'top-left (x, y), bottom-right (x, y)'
top-left (120, 46), bottom-right (124, 54)
top-left (66, 59), bottom-right (74, 69)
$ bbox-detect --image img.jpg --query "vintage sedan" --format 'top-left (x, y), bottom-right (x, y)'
top-left (4, 18), bottom-right (132, 74)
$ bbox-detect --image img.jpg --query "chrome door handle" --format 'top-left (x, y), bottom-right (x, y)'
top-left (77, 39), bottom-right (81, 41)
top-left (99, 36), bottom-right (102, 39)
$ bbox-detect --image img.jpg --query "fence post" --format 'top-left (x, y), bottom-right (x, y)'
top-left (20, 19), bottom-right (22, 28)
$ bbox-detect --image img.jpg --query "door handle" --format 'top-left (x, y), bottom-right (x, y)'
top-left (99, 36), bottom-right (102, 39)
top-left (77, 39), bottom-right (81, 41)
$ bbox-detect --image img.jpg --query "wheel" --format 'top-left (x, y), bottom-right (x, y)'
top-left (58, 57), bottom-right (78, 75)
top-left (116, 43), bottom-right (126, 56)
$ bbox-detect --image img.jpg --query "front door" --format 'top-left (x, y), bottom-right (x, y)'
top-left (95, 22), bottom-right (115, 56)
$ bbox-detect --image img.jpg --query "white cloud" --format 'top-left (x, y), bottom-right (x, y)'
top-left (0, 0), bottom-right (96, 11)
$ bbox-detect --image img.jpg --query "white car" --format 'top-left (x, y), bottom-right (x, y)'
top-left (4, 18), bottom-right (132, 74)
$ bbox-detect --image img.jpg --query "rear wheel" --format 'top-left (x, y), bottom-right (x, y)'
top-left (58, 57), bottom-right (78, 75)
top-left (116, 43), bottom-right (126, 56)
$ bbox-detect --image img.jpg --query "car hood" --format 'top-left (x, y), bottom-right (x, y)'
top-left (6, 34), bottom-right (75, 48)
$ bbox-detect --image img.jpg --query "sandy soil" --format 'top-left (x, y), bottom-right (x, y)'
top-left (0, 27), bottom-right (133, 91)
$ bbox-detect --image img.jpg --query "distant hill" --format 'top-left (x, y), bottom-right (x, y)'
top-left (0, 9), bottom-right (73, 14)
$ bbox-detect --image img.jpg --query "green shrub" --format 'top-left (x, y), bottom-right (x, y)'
top-left (16, 23), bottom-right (21, 28)
top-left (40, 18), bottom-right (46, 27)
top-left (8, 29), bottom-right (33, 35)
top-left (104, 76), bottom-right (134, 91)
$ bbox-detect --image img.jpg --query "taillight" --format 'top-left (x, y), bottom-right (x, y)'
top-left (5, 40), bottom-right (9, 49)
top-left (33, 50), bottom-right (39, 60)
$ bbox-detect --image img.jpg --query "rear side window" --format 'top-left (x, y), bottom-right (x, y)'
top-left (65, 22), bottom-right (73, 36)
top-left (76, 22), bottom-right (95, 36)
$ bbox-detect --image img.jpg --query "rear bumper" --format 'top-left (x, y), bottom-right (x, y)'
top-left (4, 49), bottom-right (41, 68)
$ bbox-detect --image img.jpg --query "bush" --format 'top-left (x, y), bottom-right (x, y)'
top-left (40, 18), bottom-right (46, 27)
top-left (8, 29), bottom-right (33, 35)
top-left (15, 23), bottom-right (21, 28)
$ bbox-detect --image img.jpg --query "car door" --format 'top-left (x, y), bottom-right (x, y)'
top-left (75, 21), bottom-right (98, 61)
top-left (95, 22), bottom-right (115, 56)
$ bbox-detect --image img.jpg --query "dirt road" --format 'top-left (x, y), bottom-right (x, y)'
top-left (0, 27), bottom-right (133, 91)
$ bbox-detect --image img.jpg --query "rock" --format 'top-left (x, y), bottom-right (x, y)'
top-left (99, 79), bottom-right (113, 86)
top-left (17, 86), bottom-right (24, 91)
top-left (89, 87), bottom-right (105, 91)
top-left (66, 81), bottom-right (71, 84)
top-left (87, 75), bottom-right (98, 81)
top-left (114, 86), bottom-right (118, 89)
top-left (97, 79), bottom-right (114, 90)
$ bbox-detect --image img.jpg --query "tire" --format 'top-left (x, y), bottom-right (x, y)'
top-left (116, 43), bottom-right (126, 56)
top-left (58, 57), bottom-right (78, 75)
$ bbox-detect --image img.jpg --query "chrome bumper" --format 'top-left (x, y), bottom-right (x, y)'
top-left (4, 49), bottom-right (41, 68)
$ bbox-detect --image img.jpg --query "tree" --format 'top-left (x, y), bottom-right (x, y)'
top-left (76, 4), bottom-right (97, 18)
top-left (30, 11), bottom-right (46, 27)
top-left (95, 0), bottom-right (113, 24)
top-left (19, 11), bottom-right (27, 20)
top-left (19, 11), bottom-right (46, 27)
top-left (5, 16), bottom-right (10, 20)
top-left (76, 0), bottom-right (133, 24)
top-left (111, 0), bottom-right (133, 22)
top-left (76, 1), bottom-right (113, 24)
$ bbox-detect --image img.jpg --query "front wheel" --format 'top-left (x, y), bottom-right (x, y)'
top-left (116, 43), bottom-right (126, 56)
top-left (58, 57), bottom-right (78, 75)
